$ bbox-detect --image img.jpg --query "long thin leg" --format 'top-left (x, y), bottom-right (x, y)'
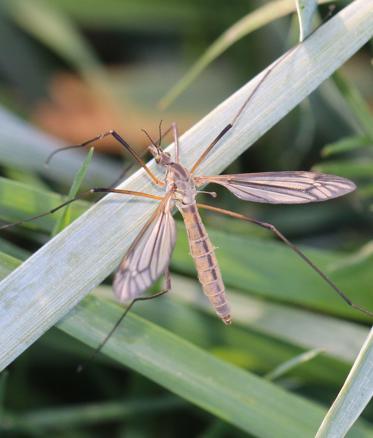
top-left (197, 203), bottom-right (373, 319)
top-left (190, 9), bottom-right (337, 175)
top-left (157, 120), bottom-right (163, 147)
top-left (106, 124), bottom-right (175, 189)
top-left (190, 40), bottom-right (311, 174)
top-left (190, 124), bottom-right (232, 174)
top-left (77, 269), bottom-right (171, 372)
top-left (46, 130), bottom-right (164, 187)
top-left (90, 188), bottom-right (163, 200)
top-left (0, 189), bottom-right (163, 231)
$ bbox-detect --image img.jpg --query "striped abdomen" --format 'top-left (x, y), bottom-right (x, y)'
top-left (179, 203), bottom-right (231, 324)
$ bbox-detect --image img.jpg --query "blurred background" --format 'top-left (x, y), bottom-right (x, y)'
top-left (0, 0), bottom-right (373, 436)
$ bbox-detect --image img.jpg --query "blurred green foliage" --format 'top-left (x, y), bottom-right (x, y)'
top-left (0, 0), bottom-right (372, 437)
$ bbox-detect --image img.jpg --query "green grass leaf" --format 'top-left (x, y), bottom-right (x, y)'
top-left (316, 327), bottom-right (373, 437)
top-left (0, 176), bottom-right (90, 232)
top-left (95, 283), bottom-right (353, 387)
top-left (321, 135), bottom-right (372, 157)
top-left (159, 0), bottom-right (333, 109)
top-left (49, 0), bottom-right (199, 31)
top-left (2, 396), bottom-right (183, 432)
top-left (265, 348), bottom-right (323, 381)
top-left (0, 370), bottom-right (8, 421)
top-left (52, 147), bottom-right (94, 236)
top-left (313, 159), bottom-right (373, 180)
top-left (161, 275), bottom-right (369, 364)
top-left (295, 0), bottom-right (318, 42)
top-left (58, 294), bottom-right (372, 437)
top-left (333, 72), bottom-right (373, 140)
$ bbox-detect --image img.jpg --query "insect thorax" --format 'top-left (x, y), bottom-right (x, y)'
top-left (166, 162), bottom-right (197, 206)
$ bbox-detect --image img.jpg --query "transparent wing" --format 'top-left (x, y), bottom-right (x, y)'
top-left (113, 194), bottom-right (176, 302)
top-left (195, 171), bottom-right (356, 204)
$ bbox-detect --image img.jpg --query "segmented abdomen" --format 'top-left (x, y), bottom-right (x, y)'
top-left (179, 203), bottom-right (231, 324)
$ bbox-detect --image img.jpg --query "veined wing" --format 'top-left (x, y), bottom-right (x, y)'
top-left (194, 171), bottom-right (356, 204)
top-left (114, 193), bottom-right (176, 302)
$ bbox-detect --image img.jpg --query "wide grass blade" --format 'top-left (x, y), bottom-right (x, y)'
top-left (58, 294), bottom-right (373, 437)
top-left (124, 289), bottom-right (351, 386)
top-left (102, 277), bottom-right (364, 388)
top-left (316, 327), bottom-right (373, 437)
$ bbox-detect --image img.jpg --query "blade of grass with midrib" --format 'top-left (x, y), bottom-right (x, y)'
top-left (316, 327), bottom-right (373, 437)
top-left (57, 294), bottom-right (373, 438)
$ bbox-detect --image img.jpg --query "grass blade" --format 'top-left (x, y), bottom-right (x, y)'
top-left (2, 396), bottom-right (183, 431)
top-left (0, 177), bottom-right (90, 232)
top-left (158, 0), bottom-right (333, 109)
top-left (321, 135), bottom-right (371, 157)
top-left (41, 0), bottom-right (199, 31)
top-left (295, 0), bottom-right (318, 41)
top-left (313, 159), bottom-right (373, 180)
top-left (52, 147), bottom-right (94, 236)
top-left (333, 72), bottom-right (373, 140)
top-left (265, 348), bottom-right (323, 381)
top-left (58, 295), bottom-right (372, 437)
top-left (167, 275), bottom-right (369, 364)
top-left (316, 327), bottom-right (373, 437)
top-left (0, 105), bottom-right (121, 186)
top-left (0, 370), bottom-right (8, 422)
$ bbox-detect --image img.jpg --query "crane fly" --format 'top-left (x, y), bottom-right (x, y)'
top-left (109, 131), bottom-right (358, 325)
top-left (1, 43), bottom-right (372, 361)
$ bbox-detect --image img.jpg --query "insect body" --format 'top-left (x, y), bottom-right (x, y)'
top-left (104, 126), bottom-right (358, 325)
top-left (111, 140), bottom-right (231, 323)
top-left (180, 201), bottom-right (230, 324)
top-left (168, 161), bottom-right (231, 324)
